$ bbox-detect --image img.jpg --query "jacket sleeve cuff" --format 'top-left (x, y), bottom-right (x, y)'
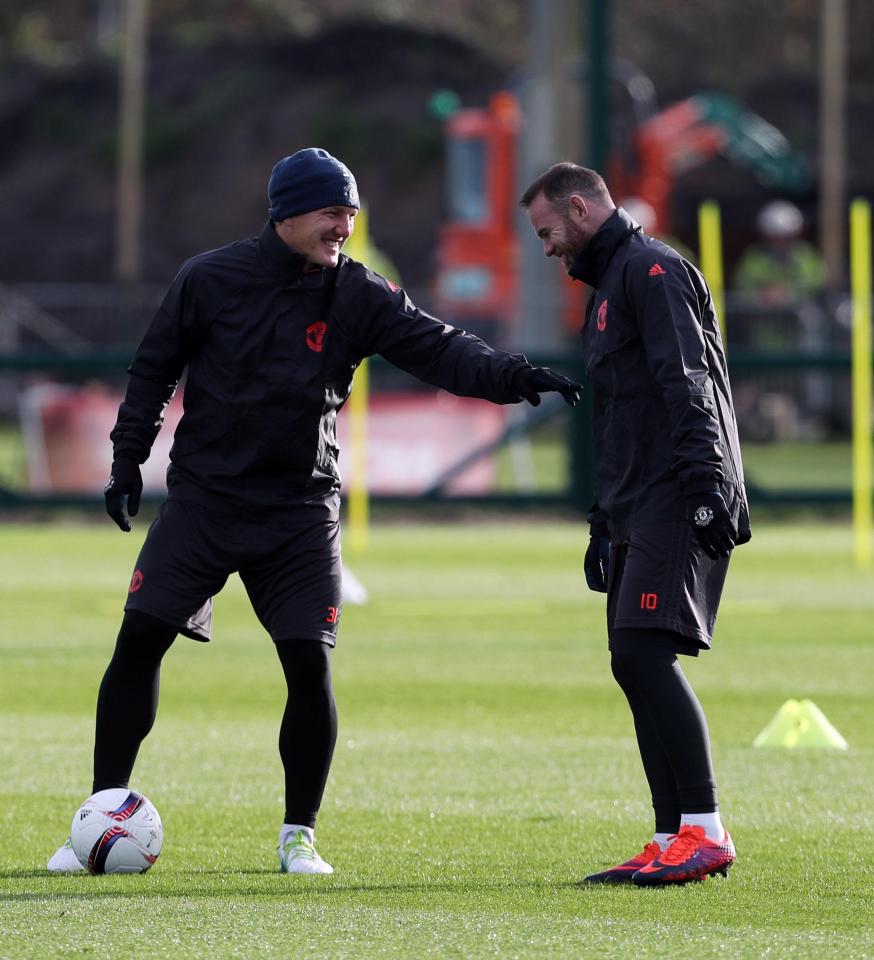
top-left (586, 502), bottom-right (610, 538)
top-left (681, 479), bottom-right (721, 498)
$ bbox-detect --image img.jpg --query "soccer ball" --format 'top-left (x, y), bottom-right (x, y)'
top-left (70, 788), bottom-right (163, 874)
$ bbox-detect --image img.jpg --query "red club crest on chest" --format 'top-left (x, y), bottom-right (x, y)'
top-left (597, 299), bottom-right (608, 332)
top-left (306, 321), bottom-right (327, 353)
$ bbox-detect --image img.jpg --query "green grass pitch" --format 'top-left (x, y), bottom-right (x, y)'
top-left (0, 518), bottom-right (872, 959)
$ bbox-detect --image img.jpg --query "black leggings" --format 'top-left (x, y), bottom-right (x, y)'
top-left (275, 635), bottom-right (337, 828)
top-left (92, 611), bottom-right (176, 792)
top-left (610, 628), bottom-right (717, 835)
top-left (92, 611), bottom-right (337, 829)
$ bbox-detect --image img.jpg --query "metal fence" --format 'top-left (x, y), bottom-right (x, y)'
top-left (0, 283), bottom-right (867, 512)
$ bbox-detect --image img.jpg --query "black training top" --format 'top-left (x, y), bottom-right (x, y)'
top-left (570, 208), bottom-right (751, 543)
top-left (110, 222), bottom-right (532, 514)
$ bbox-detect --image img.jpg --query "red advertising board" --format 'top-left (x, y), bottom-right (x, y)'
top-left (19, 383), bottom-right (505, 496)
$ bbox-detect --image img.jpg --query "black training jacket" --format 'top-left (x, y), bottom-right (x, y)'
top-left (570, 208), bottom-right (751, 543)
top-left (110, 222), bottom-right (532, 509)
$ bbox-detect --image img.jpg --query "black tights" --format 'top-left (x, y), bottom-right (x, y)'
top-left (275, 636), bottom-right (337, 828)
top-left (92, 611), bottom-right (176, 792)
top-left (92, 611), bottom-right (337, 829)
top-left (610, 628), bottom-right (717, 835)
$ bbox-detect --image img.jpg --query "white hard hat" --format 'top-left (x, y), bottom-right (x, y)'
top-left (757, 200), bottom-right (803, 239)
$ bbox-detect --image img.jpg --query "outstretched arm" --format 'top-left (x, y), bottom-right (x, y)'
top-left (354, 269), bottom-right (581, 406)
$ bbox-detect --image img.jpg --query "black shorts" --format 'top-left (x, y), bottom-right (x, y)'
top-left (123, 497), bottom-right (342, 645)
top-left (606, 520), bottom-right (730, 655)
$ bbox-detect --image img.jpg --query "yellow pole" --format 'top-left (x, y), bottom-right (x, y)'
top-left (347, 358), bottom-right (369, 554)
top-left (342, 204), bottom-right (370, 554)
top-left (698, 200), bottom-right (726, 343)
top-left (850, 198), bottom-right (873, 568)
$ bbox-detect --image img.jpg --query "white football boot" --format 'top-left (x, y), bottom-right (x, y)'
top-left (47, 838), bottom-right (86, 873)
top-left (278, 829), bottom-right (333, 875)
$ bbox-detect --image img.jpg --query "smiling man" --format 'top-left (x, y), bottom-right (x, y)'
top-left (47, 148), bottom-right (581, 877)
top-left (522, 162), bottom-right (750, 887)
top-left (270, 152), bottom-right (359, 269)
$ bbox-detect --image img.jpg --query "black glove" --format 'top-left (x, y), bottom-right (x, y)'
top-left (104, 458), bottom-right (143, 532)
top-left (584, 535), bottom-right (610, 592)
top-left (512, 366), bottom-right (582, 407)
top-left (686, 489), bottom-right (737, 559)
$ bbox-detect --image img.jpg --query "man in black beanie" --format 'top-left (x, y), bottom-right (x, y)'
top-left (47, 147), bottom-right (581, 875)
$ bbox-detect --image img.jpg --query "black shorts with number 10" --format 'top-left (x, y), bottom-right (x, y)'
top-left (123, 496), bottom-right (342, 645)
top-left (606, 520), bottom-right (730, 656)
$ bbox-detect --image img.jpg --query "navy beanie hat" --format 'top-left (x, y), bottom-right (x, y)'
top-left (268, 148), bottom-right (360, 221)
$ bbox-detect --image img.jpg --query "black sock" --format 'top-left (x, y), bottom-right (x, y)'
top-left (275, 638), bottom-right (337, 828)
top-left (92, 611), bottom-right (177, 793)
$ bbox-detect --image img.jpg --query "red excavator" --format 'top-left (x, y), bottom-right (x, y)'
top-left (434, 86), bottom-right (810, 339)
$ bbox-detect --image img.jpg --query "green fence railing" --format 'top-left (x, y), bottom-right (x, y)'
top-left (0, 348), bottom-right (867, 511)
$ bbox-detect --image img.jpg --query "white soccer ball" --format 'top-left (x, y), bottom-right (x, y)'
top-left (70, 788), bottom-right (163, 874)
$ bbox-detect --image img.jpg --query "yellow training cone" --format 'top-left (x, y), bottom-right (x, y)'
top-left (752, 699), bottom-right (849, 750)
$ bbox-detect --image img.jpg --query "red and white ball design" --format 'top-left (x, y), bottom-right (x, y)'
top-left (70, 788), bottom-right (163, 874)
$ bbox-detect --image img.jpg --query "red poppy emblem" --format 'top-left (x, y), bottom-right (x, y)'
top-left (597, 299), bottom-right (608, 332)
top-left (129, 569), bottom-right (144, 593)
top-left (306, 321), bottom-right (327, 353)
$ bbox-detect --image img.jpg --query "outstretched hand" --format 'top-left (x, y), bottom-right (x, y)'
top-left (104, 458), bottom-right (143, 532)
top-left (513, 366), bottom-right (582, 407)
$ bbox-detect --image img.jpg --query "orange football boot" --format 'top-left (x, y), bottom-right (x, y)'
top-left (632, 824), bottom-right (736, 886)
top-left (584, 841), bottom-right (663, 884)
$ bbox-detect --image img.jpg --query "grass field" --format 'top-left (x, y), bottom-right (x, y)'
top-left (1, 519), bottom-right (872, 959)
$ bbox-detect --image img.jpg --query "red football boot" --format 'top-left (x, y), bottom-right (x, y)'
top-left (584, 841), bottom-right (663, 884)
top-left (632, 824), bottom-right (736, 886)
